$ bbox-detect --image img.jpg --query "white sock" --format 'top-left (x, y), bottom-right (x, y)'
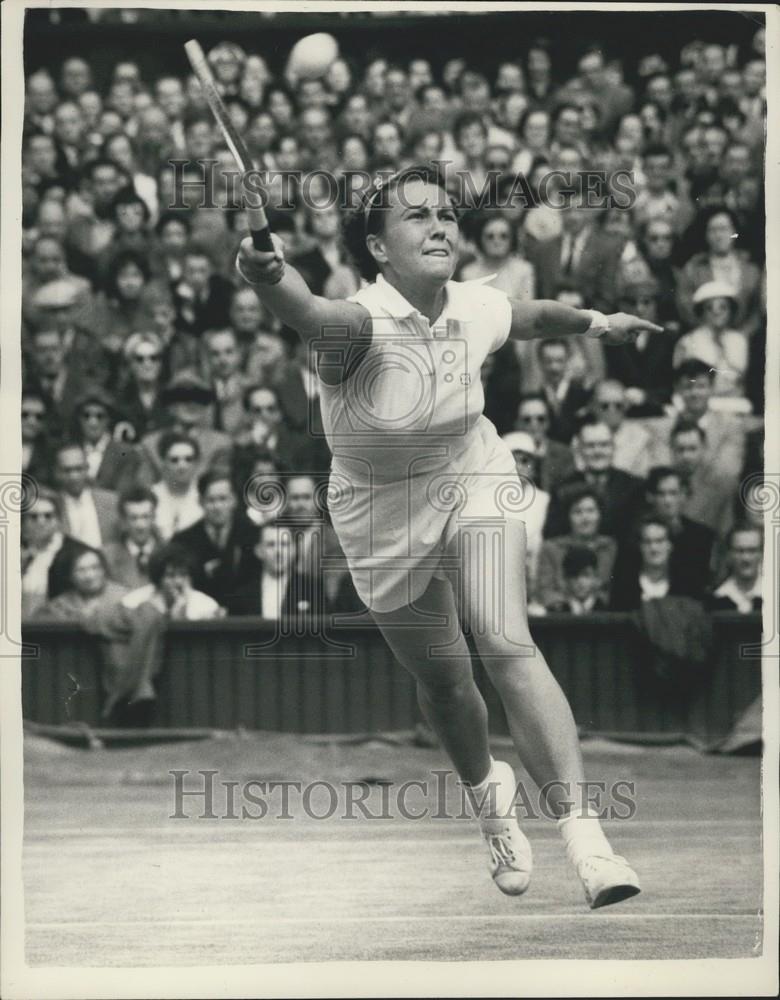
top-left (463, 758), bottom-right (515, 819)
top-left (558, 808), bottom-right (614, 870)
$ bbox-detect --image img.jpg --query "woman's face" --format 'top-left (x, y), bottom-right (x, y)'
top-left (480, 219), bottom-right (513, 260)
top-left (569, 497), bottom-right (600, 538)
top-left (706, 213), bottom-right (734, 255)
top-left (116, 201), bottom-right (146, 233)
top-left (342, 136), bottom-right (368, 171)
top-left (160, 566), bottom-right (191, 606)
top-left (116, 262), bottom-right (145, 300)
top-left (701, 296), bottom-right (732, 330)
top-left (370, 178), bottom-right (459, 287)
top-left (72, 552), bottom-right (106, 597)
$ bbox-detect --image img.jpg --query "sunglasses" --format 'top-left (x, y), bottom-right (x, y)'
top-left (647, 233), bottom-right (673, 241)
top-left (22, 409), bottom-right (45, 419)
top-left (250, 404), bottom-right (279, 414)
top-left (133, 352), bottom-right (162, 362)
top-left (81, 408), bottom-right (108, 420)
top-left (520, 414), bottom-right (548, 424)
top-left (28, 510), bottom-right (56, 520)
top-left (484, 231), bottom-right (511, 241)
top-left (597, 401), bottom-right (625, 411)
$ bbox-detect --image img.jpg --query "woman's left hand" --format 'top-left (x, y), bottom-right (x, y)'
top-left (603, 313), bottom-right (665, 345)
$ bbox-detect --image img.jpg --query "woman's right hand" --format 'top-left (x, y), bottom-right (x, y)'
top-left (236, 233), bottom-right (286, 286)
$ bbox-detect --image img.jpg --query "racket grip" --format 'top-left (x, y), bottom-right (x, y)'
top-left (250, 226), bottom-right (275, 253)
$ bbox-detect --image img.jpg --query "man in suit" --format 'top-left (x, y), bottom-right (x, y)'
top-left (201, 327), bottom-right (253, 435)
top-left (705, 525), bottom-right (763, 613)
top-left (525, 198), bottom-right (625, 313)
top-left (646, 359), bottom-right (747, 480)
top-left (53, 442), bottom-right (120, 549)
top-left (536, 339), bottom-right (592, 444)
top-left (545, 418), bottom-right (644, 538)
top-left (226, 521), bottom-right (317, 619)
top-left (670, 419), bottom-right (738, 538)
top-left (172, 247), bottom-right (234, 337)
top-left (514, 394), bottom-right (577, 494)
top-left (21, 487), bottom-right (83, 617)
top-left (132, 373), bottom-right (233, 487)
top-left (617, 467), bottom-right (716, 602)
top-left (271, 339), bottom-right (332, 477)
top-left (236, 384), bottom-right (320, 474)
top-left (170, 470), bottom-right (255, 604)
top-left (25, 324), bottom-right (110, 427)
top-left (71, 387), bottom-right (135, 492)
top-left (103, 487), bottom-right (164, 590)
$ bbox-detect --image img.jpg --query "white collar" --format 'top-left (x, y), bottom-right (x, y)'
top-left (373, 273), bottom-right (473, 324)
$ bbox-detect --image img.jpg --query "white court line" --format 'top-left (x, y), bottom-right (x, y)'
top-left (26, 914), bottom-right (762, 930)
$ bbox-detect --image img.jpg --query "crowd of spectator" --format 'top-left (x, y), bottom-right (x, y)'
top-left (21, 22), bottom-right (766, 656)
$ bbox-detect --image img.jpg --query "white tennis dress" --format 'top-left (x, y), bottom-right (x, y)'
top-left (319, 273), bottom-right (530, 612)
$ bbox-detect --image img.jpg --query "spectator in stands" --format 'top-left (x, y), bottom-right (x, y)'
top-left (170, 470), bottom-right (254, 604)
top-left (122, 543), bottom-right (224, 619)
top-left (589, 379), bottom-right (655, 478)
top-left (53, 441), bottom-right (119, 549)
top-left (545, 418), bottom-right (644, 538)
top-left (202, 327), bottom-right (252, 434)
top-left (33, 544), bottom-right (128, 622)
top-left (226, 521), bottom-right (314, 619)
top-left (500, 431), bottom-right (550, 595)
top-left (526, 196), bottom-right (624, 312)
top-left (149, 432), bottom-right (203, 540)
top-left (69, 387), bottom-right (132, 491)
top-left (91, 248), bottom-right (158, 353)
top-left (21, 488), bottom-right (82, 617)
top-left (514, 393), bottom-right (576, 494)
top-left (534, 338), bottom-right (591, 444)
top-left (535, 483), bottom-right (616, 610)
top-left (134, 372), bottom-right (232, 486)
top-left (21, 388), bottom-right (55, 484)
top-left (292, 202), bottom-right (360, 299)
top-left (670, 418), bottom-right (737, 537)
top-left (115, 332), bottom-right (169, 441)
top-left (604, 271), bottom-right (678, 418)
top-left (673, 281), bottom-right (750, 412)
top-left (644, 466), bottom-right (715, 595)
top-left (237, 383), bottom-right (316, 472)
top-left (103, 487), bottom-right (163, 590)
top-left (706, 524), bottom-right (763, 612)
top-left (458, 212), bottom-right (535, 300)
top-left (610, 516), bottom-right (691, 611)
top-left (547, 546), bottom-right (610, 615)
top-left (173, 246), bottom-right (234, 337)
top-left (676, 207), bottom-right (762, 334)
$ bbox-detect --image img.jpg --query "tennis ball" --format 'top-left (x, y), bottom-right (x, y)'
top-left (286, 33), bottom-right (339, 81)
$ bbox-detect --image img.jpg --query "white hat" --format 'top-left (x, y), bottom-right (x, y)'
top-left (502, 431), bottom-right (537, 456)
top-left (32, 278), bottom-right (82, 310)
top-left (691, 280), bottom-right (738, 307)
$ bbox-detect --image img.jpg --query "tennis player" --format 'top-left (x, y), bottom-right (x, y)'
top-left (237, 165), bottom-right (659, 908)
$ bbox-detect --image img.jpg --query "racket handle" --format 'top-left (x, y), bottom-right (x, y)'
top-left (250, 225), bottom-right (275, 253)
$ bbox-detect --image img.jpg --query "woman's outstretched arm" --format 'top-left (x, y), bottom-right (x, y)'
top-left (236, 234), bottom-right (370, 344)
top-left (508, 298), bottom-right (664, 345)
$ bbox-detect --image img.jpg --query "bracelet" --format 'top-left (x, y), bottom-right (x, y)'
top-left (583, 309), bottom-right (610, 339)
top-left (235, 253), bottom-right (285, 287)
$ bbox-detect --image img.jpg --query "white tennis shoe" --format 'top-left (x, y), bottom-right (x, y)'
top-left (576, 853), bottom-right (641, 909)
top-left (474, 761), bottom-right (533, 896)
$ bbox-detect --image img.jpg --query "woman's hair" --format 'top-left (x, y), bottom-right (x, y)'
top-left (67, 544), bottom-right (108, 586)
top-left (341, 163), bottom-right (451, 281)
top-left (562, 483), bottom-right (603, 521)
top-left (123, 330), bottom-right (164, 363)
top-left (105, 248), bottom-right (150, 298)
top-left (472, 211), bottom-right (517, 255)
top-left (148, 543), bottom-right (197, 587)
top-left (111, 186), bottom-right (151, 224)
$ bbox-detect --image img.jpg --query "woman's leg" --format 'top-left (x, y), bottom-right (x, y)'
top-left (443, 519), bottom-right (586, 818)
top-left (370, 575), bottom-right (491, 786)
